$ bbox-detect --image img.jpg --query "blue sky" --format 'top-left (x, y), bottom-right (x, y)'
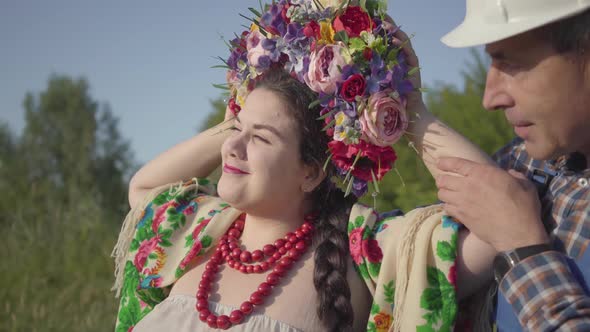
top-left (0, 0), bottom-right (477, 163)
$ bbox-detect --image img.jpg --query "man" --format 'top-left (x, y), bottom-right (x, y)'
top-left (434, 0), bottom-right (590, 330)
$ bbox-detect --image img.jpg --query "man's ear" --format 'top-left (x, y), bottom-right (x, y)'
top-left (301, 163), bottom-right (327, 193)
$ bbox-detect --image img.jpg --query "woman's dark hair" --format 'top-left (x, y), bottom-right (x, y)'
top-left (256, 69), bottom-right (358, 331)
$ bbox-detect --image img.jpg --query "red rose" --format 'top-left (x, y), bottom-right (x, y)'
top-left (361, 239), bottom-right (383, 263)
top-left (303, 20), bottom-right (321, 39)
top-left (280, 3), bottom-right (291, 24)
top-left (362, 47), bottom-right (373, 61)
top-left (349, 228), bottom-right (364, 264)
top-left (448, 264), bottom-right (457, 289)
top-left (340, 74), bottom-right (366, 102)
top-left (332, 6), bottom-right (372, 38)
top-left (328, 140), bottom-right (397, 182)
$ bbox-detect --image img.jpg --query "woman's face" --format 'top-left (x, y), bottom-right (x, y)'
top-left (218, 88), bottom-right (311, 215)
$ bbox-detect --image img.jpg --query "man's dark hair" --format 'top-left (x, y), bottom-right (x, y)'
top-left (538, 8), bottom-right (590, 55)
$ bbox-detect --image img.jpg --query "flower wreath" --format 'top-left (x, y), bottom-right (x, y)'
top-left (221, 0), bottom-right (416, 197)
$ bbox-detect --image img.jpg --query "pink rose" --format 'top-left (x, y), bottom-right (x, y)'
top-left (246, 30), bottom-right (272, 68)
top-left (349, 228), bottom-right (364, 264)
top-left (134, 237), bottom-right (160, 270)
top-left (305, 44), bottom-right (347, 94)
top-left (179, 241), bottom-right (203, 269)
top-left (361, 239), bottom-right (383, 263)
top-left (360, 89), bottom-right (408, 146)
top-left (152, 201), bottom-right (179, 233)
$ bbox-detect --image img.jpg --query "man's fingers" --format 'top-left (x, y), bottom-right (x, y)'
top-left (435, 174), bottom-right (465, 191)
top-left (437, 157), bottom-right (478, 177)
top-left (508, 169), bottom-right (527, 180)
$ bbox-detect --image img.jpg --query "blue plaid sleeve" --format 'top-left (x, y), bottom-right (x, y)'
top-left (500, 251), bottom-right (590, 331)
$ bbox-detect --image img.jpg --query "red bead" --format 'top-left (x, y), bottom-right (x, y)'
top-left (207, 314), bottom-right (218, 328)
top-left (252, 249), bottom-right (264, 261)
top-left (295, 240), bottom-right (307, 251)
top-left (228, 242), bottom-right (238, 250)
top-left (230, 310), bottom-right (244, 324)
top-left (239, 265), bottom-right (248, 273)
top-left (232, 248), bottom-right (242, 259)
top-left (217, 315), bottom-right (231, 329)
top-left (287, 248), bottom-right (300, 260)
top-left (288, 235), bottom-right (298, 244)
top-left (221, 244), bottom-right (229, 252)
top-left (260, 262), bottom-right (270, 271)
top-left (267, 257), bottom-right (276, 265)
top-left (295, 229), bottom-right (305, 239)
top-left (240, 301), bottom-right (254, 314)
top-left (301, 227), bottom-right (311, 235)
top-left (199, 309), bottom-right (210, 322)
top-left (266, 272), bottom-right (280, 285)
top-left (274, 239), bottom-right (286, 248)
top-left (205, 262), bottom-right (218, 273)
top-left (253, 265), bottom-right (262, 273)
top-left (240, 251), bottom-right (252, 263)
top-left (279, 257), bottom-right (293, 268)
top-left (221, 250), bottom-right (230, 259)
top-left (246, 265), bottom-right (254, 273)
top-left (234, 219), bottom-right (245, 231)
top-left (199, 280), bottom-right (210, 291)
top-left (228, 229), bottom-right (241, 238)
top-left (250, 291), bottom-right (264, 305)
top-left (284, 232), bottom-right (295, 240)
top-left (196, 289), bottom-right (208, 300)
top-left (196, 299), bottom-right (209, 311)
top-left (263, 244), bottom-right (276, 256)
top-left (284, 241), bottom-right (293, 249)
top-left (273, 264), bottom-right (287, 276)
top-left (258, 282), bottom-right (272, 296)
top-left (278, 247), bottom-right (287, 255)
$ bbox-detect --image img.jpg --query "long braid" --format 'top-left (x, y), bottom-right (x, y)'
top-left (257, 69), bottom-right (358, 330)
top-left (312, 183), bottom-right (356, 331)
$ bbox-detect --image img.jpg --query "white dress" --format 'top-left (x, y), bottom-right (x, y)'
top-left (133, 294), bottom-right (303, 332)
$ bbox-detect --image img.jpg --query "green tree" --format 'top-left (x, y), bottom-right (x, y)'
top-left (2, 75), bottom-right (136, 331)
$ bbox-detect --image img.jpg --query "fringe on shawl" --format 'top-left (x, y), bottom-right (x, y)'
top-left (110, 179), bottom-right (199, 298)
top-left (391, 204), bottom-right (443, 332)
top-left (389, 203), bottom-right (495, 332)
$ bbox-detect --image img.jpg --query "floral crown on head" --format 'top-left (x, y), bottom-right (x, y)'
top-left (222, 0), bottom-right (416, 197)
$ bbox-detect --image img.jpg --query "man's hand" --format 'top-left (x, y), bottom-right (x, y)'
top-left (436, 157), bottom-right (549, 252)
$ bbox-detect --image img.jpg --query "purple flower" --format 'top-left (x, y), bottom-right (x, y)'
top-left (284, 22), bottom-right (305, 44)
top-left (352, 178), bottom-right (368, 197)
top-left (261, 4), bottom-right (287, 37)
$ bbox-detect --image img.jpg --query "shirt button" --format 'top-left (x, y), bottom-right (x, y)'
top-left (578, 178), bottom-right (589, 187)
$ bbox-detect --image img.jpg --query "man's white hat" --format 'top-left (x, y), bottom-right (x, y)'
top-left (442, 0), bottom-right (590, 47)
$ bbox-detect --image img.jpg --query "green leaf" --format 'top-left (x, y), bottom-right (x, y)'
top-left (416, 324), bottom-right (436, 332)
top-left (334, 30), bottom-right (349, 43)
top-left (148, 253), bottom-right (157, 260)
top-left (370, 302), bottom-right (381, 315)
top-left (358, 262), bottom-right (369, 279)
top-left (353, 215), bottom-right (365, 228)
top-left (436, 240), bottom-right (456, 262)
top-left (129, 239), bottom-right (140, 251)
top-left (366, 321), bottom-right (377, 332)
top-left (201, 235), bottom-right (213, 248)
top-left (383, 280), bottom-right (395, 304)
top-left (212, 83), bottom-right (230, 90)
top-left (348, 37), bottom-right (366, 51)
top-left (368, 262), bottom-right (381, 277)
top-left (160, 239), bottom-right (173, 247)
top-left (248, 7), bottom-right (262, 17)
top-left (420, 288), bottom-right (442, 312)
top-left (210, 64), bottom-right (230, 69)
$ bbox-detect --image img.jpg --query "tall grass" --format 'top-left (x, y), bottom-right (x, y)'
top-left (2, 196), bottom-right (120, 332)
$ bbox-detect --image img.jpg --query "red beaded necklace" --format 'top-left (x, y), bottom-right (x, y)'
top-left (195, 213), bottom-right (316, 329)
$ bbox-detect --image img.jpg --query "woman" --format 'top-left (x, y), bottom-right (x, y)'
top-left (112, 1), bottom-right (497, 331)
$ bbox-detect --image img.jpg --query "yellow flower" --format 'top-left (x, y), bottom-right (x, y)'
top-left (335, 111), bottom-right (347, 126)
top-left (318, 20), bottom-right (335, 44)
top-left (373, 312), bottom-right (392, 332)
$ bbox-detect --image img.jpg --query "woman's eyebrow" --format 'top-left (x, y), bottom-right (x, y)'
top-left (252, 123), bottom-right (284, 140)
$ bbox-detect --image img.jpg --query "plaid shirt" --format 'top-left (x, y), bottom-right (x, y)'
top-left (494, 137), bottom-right (590, 331)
